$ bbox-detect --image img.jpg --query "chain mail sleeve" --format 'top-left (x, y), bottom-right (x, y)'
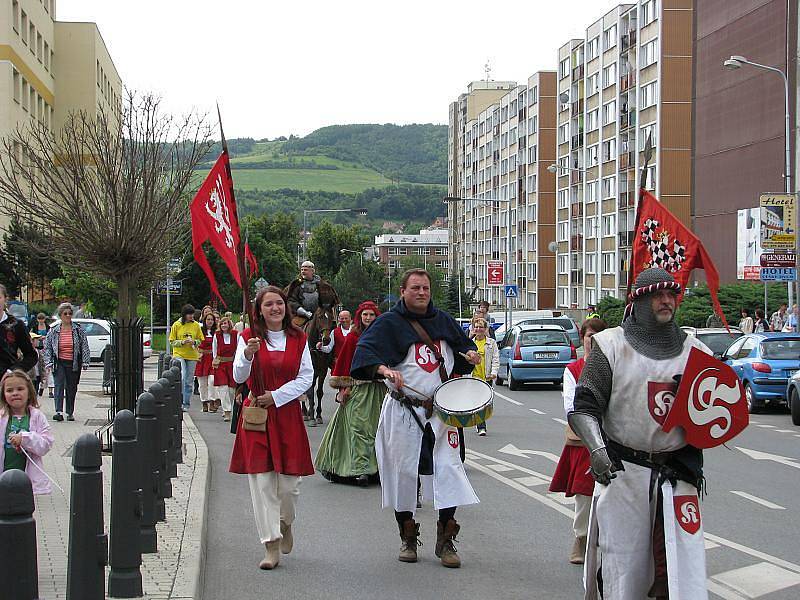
top-left (572, 344), bottom-right (613, 422)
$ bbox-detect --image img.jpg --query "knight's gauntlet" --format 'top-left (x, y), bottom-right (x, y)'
top-left (568, 412), bottom-right (618, 485)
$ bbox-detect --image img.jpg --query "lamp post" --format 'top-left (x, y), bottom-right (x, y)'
top-left (445, 195), bottom-right (513, 332)
top-left (724, 55), bottom-right (794, 308)
top-left (302, 208), bottom-right (368, 263)
top-left (340, 248), bottom-right (363, 267)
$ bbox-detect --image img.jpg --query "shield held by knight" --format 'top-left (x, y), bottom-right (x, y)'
top-left (662, 347), bottom-right (749, 448)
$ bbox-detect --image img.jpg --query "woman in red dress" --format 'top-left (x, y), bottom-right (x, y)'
top-left (213, 314), bottom-right (238, 422)
top-left (229, 286), bottom-right (314, 570)
top-left (549, 317), bottom-right (607, 565)
top-left (195, 313), bottom-right (217, 413)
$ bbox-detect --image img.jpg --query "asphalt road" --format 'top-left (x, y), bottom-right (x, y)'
top-left (193, 381), bottom-right (800, 600)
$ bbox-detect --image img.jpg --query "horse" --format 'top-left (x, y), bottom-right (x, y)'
top-left (299, 305), bottom-right (335, 426)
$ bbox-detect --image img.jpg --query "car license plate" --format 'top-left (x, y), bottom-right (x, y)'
top-left (536, 352), bottom-right (559, 360)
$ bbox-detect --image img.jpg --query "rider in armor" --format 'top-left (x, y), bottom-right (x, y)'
top-left (285, 261), bottom-right (339, 321)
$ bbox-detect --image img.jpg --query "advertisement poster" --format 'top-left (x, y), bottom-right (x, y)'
top-left (737, 208), bottom-right (762, 279)
top-left (760, 193), bottom-right (796, 250)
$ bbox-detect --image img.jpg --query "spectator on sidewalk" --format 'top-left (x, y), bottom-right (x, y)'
top-left (44, 303), bottom-right (90, 422)
top-left (787, 304), bottom-right (799, 332)
top-left (29, 313), bottom-right (51, 398)
top-left (0, 284), bottom-right (38, 376)
top-left (739, 308), bottom-right (754, 334)
top-left (770, 303), bottom-right (788, 332)
top-left (196, 312), bottom-right (218, 413)
top-left (0, 370), bottom-right (54, 494)
top-left (169, 304), bottom-right (204, 411)
top-left (754, 309), bottom-right (769, 333)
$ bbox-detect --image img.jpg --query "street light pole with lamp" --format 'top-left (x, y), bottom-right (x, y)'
top-left (340, 248), bottom-right (363, 267)
top-left (724, 55), bottom-right (795, 308)
top-left (444, 195), bottom-right (513, 332)
top-left (302, 207), bottom-right (368, 263)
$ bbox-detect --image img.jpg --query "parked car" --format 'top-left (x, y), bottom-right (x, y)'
top-left (681, 327), bottom-right (743, 358)
top-left (492, 310), bottom-right (562, 339)
top-left (7, 300), bottom-right (30, 327)
top-left (496, 324), bottom-right (576, 390)
top-left (513, 316), bottom-right (581, 347)
top-left (72, 318), bottom-right (152, 362)
top-left (784, 371), bottom-right (800, 425)
top-left (721, 333), bottom-right (800, 413)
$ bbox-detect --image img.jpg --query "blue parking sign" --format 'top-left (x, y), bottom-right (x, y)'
top-left (504, 284), bottom-right (518, 298)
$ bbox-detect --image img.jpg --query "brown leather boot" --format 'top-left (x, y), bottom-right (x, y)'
top-left (569, 536), bottom-right (586, 564)
top-left (435, 519), bottom-right (461, 568)
top-left (280, 521), bottom-right (293, 554)
top-left (209, 400), bottom-right (219, 413)
top-left (259, 540), bottom-right (281, 569)
top-left (202, 401), bottom-right (209, 412)
top-left (398, 519), bottom-right (420, 563)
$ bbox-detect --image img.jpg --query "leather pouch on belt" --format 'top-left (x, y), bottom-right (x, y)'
top-left (242, 406), bottom-right (268, 431)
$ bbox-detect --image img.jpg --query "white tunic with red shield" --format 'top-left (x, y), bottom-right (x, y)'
top-left (375, 339), bottom-right (479, 513)
top-left (583, 327), bottom-right (710, 600)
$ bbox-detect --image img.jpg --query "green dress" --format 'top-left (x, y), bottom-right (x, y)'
top-left (315, 380), bottom-right (386, 478)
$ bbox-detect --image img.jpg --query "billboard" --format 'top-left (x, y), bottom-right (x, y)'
top-left (760, 193), bottom-right (796, 250)
top-left (737, 208), bottom-right (763, 279)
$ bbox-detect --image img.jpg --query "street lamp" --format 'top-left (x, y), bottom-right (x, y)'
top-left (302, 208), bottom-right (368, 262)
top-left (724, 54), bottom-right (795, 306)
top-left (547, 163), bottom-right (587, 174)
top-left (444, 195), bottom-right (513, 331)
top-left (340, 248), bottom-right (363, 266)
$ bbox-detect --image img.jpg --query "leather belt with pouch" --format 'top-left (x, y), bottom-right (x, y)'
top-left (242, 405), bottom-right (268, 432)
top-left (216, 356), bottom-right (234, 363)
top-left (390, 390), bottom-right (433, 419)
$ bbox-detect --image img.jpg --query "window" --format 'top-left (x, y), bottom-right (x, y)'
top-left (560, 58), bottom-right (570, 79)
top-left (587, 36), bottom-right (599, 60)
top-left (602, 252), bottom-right (615, 274)
top-left (640, 81), bottom-right (658, 109)
top-left (639, 123), bottom-right (657, 151)
top-left (587, 73), bottom-right (599, 94)
top-left (559, 288), bottom-right (569, 307)
top-left (527, 174), bottom-right (537, 192)
top-left (587, 253), bottom-right (597, 274)
top-left (528, 144), bottom-right (537, 164)
top-left (558, 222), bottom-right (569, 241)
top-left (602, 63), bottom-right (617, 88)
top-left (640, 39), bottom-right (658, 68)
top-left (559, 124), bottom-right (569, 143)
top-left (603, 24), bottom-right (617, 50)
top-left (558, 190), bottom-right (569, 209)
top-left (12, 1), bottom-right (19, 32)
top-left (43, 41), bottom-right (49, 70)
top-left (399, 248), bottom-right (408, 255)
top-left (558, 254), bottom-right (569, 274)
top-left (602, 138), bottom-right (616, 162)
top-left (21, 11), bottom-right (28, 45)
top-left (602, 100), bottom-right (617, 125)
top-left (587, 145), bottom-right (599, 166)
top-left (602, 214), bottom-right (616, 236)
top-left (21, 79), bottom-right (28, 111)
top-left (586, 109), bottom-right (599, 131)
top-left (641, 0), bottom-right (658, 25)
top-left (12, 69), bottom-right (20, 103)
top-left (586, 181), bottom-right (599, 203)
top-left (602, 176), bottom-right (616, 198)
top-left (529, 115), bottom-right (538, 134)
top-left (36, 33), bottom-right (43, 62)
top-left (529, 85), bottom-right (538, 105)
top-left (29, 23), bottom-right (35, 55)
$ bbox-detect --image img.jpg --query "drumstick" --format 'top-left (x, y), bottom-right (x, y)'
top-left (384, 379), bottom-right (433, 401)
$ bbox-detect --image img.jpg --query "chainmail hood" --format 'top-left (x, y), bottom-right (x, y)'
top-left (622, 268), bottom-right (687, 359)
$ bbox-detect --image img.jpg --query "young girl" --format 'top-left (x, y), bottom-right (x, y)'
top-left (1, 370), bottom-right (55, 494)
top-left (196, 313), bottom-right (218, 413)
top-left (213, 314), bottom-right (238, 422)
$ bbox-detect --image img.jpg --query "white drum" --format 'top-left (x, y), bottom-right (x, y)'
top-left (432, 377), bottom-right (494, 428)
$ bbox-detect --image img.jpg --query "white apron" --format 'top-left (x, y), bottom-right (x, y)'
top-left (375, 339), bottom-right (479, 513)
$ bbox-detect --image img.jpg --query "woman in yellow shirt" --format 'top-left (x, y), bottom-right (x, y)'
top-left (169, 304), bottom-right (205, 411)
top-left (470, 317), bottom-right (499, 436)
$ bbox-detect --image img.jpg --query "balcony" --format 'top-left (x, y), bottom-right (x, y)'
top-left (620, 73), bottom-right (636, 92)
top-left (570, 234), bottom-right (584, 251)
top-left (618, 270), bottom-right (629, 287)
top-left (570, 170), bottom-right (583, 185)
top-left (618, 231), bottom-right (635, 247)
top-left (570, 202), bottom-right (584, 217)
top-left (571, 132), bottom-right (584, 148)
top-left (493, 125), bottom-right (500, 136)
top-left (618, 151), bottom-right (634, 170)
top-left (618, 190), bottom-right (636, 209)
top-left (571, 269), bottom-right (584, 285)
top-left (619, 110), bottom-right (637, 130)
top-left (571, 99), bottom-right (584, 115)
top-left (572, 64), bottom-right (584, 80)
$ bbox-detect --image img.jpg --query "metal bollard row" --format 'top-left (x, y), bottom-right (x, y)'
top-left (0, 469), bottom-right (39, 600)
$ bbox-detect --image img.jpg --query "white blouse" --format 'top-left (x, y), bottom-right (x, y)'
top-left (233, 330), bottom-right (313, 408)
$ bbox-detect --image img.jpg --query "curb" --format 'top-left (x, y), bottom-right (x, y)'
top-left (168, 414), bottom-right (210, 600)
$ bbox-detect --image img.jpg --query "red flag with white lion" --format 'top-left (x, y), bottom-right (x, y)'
top-left (190, 151), bottom-right (256, 304)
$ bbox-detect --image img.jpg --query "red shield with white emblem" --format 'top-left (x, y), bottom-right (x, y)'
top-left (662, 347), bottom-right (748, 448)
top-left (414, 342), bottom-right (441, 373)
top-left (673, 495), bottom-right (702, 535)
top-left (647, 382), bottom-right (677, 425)
top-left (447, 430), bottom-right (459, 448)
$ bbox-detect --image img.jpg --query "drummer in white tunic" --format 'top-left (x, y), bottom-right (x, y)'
top-left (351, 268), bottom-right (481, 568)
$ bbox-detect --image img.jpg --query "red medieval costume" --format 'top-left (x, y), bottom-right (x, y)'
top-left (195, 333), bottom-right (215, 377)
top-left (213, 329), bottom-right (238, 388)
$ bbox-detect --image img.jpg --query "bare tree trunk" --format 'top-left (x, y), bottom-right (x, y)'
top-left (114, 274), bottom-right (142, 412)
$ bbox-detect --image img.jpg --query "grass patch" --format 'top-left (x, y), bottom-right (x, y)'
top-left (229, 167), bottom-right (391, 194)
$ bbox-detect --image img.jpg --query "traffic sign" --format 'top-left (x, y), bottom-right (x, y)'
top-left (157, 280), bottom-right (182, 295)
top-left (487, 260), bottom-right (504, 286)
top-left (254, 277), bottom-right (269, 290)
top-left (504, 284), bottom-right (518, 298)
top-left (167, 258), bottom-right (182, 273)
top-left (760, 252), bottom-right (796, 268)
top-left (759, 267), bottom-right (796, 282)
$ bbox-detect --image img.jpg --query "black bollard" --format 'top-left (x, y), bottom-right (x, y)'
top-left (0, 470), bottom-right (38, 600)
top-left (136, 392), bottom-right (159, 553)
top-left (67, 433), bottom-right (107, 600)
top-left (148, 380), bottom-right (171, 515)
top-left (159, 373), bottom-right (179, 480)
top-left (169, 362), bottom-right (184, 465)
top-left (108, 410), bottom-right (143, 598)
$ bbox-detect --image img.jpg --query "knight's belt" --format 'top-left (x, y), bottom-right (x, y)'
top-left (390, 390), bottom-right (432, 417)
top-left (607, 439), bottom-right (703, 490)
top-left (216, 356), bottom-right (234, 363)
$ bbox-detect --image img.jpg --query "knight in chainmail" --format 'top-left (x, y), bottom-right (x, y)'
top-left (568, 268), bottom-right (713, 600)
top-left (285, 261), bottom-right (339, 320)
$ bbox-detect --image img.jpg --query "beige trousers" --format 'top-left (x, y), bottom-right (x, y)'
top-left (216, 385), bottom-right (234, 412)
top-left (197, 375), bottom-right (214, 403)
top-left (573, 493), bottom-right (591, 539)
top-left (248, 472), bottom-right (300, 543)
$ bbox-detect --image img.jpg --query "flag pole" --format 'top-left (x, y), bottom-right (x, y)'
top-left (216, 103), bottom-right (251, 321)
top-left (626, 132), bottom-right (654, 300)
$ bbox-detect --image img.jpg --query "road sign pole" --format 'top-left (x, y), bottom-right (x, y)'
top-left (165, 276), bottom-right (171, 340)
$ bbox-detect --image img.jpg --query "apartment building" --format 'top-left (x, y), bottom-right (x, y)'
top-left (1, 0), bottom-right (122, 232)
top-left (374, 228), bottom-right (449, 273)
top-left (448, 73), bottom-right (557, 310)
top-left (555, 0), bottom-right (693, 309)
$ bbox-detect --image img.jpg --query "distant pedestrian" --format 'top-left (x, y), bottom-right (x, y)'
top-left (0, 284), bottom-right (38, 376)
top-left (770, 303), bottom-right (788, 332)
top-left (44, 303), bottom-right (90, 422)
top-left (754, 309), bottom-right (768, 333)
top-left (72, 302), bottom-right (88, 318)
top-left (586, 304), bottom-right (600, 320)
top-left (169, 304), bottom-right (204, 411)
top-left (738, 309), bottom-right (754, 334)
top-left (705, 312), bottom-right (723, 328)
top-left (196, 313), bottom-right (218, 413)
top-left (212, 314), bottom-right (238, 422)
top-left (29, 312), bottom-right (51, 396)
top-left (788, 304), bottom-right (799, 332)
top-left (470, 316), bottom-right (498, 436)
top-left (0, 370), bottom-right (54, 494)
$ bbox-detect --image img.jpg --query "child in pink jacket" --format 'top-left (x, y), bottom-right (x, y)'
top-left (1, 369), bottom-right (55, 495)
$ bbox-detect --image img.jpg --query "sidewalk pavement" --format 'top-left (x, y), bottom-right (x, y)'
top-left (34, 358), bottom-right (210, 600)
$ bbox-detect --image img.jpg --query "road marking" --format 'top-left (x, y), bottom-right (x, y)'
top-left (465, 449), bottom-right (552, 482)
top-left (705, 579), bottom-right (748, 600)
top-left (705, 539), bottom-right (721, 550)
top-left (494, 391), bottom-right (523, 405)
top-left (736, 446), bottom-right (800, 470)
top-left (730, 491), bottom-right (785, 510)
top-left (704, 532), bottom-right (800, 575)
top-left (754, 424), bottom-right (776, 428)
top-left (552, 417), bottom-right (568, 426)
top-left (513, 475), bottom-right (549, 487)
top-left (529, 408), bottom-right (546, 414)
top-left (498, 443), bottom-right (560, 463)
top-left (711, 562), bottom-right (800, 598)
top-left (775, 429), bottom-right (795, 433)
top-left (485, 463), bottom-right (515, 473)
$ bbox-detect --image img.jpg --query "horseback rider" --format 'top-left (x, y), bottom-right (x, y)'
top-left (285, 261), bottom-right (339, 325)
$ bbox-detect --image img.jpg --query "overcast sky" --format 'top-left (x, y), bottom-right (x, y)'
top-left (58, 0), bottom-right (620, 139)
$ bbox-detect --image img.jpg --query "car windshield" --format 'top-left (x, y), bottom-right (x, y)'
top-left (7, 304), bottom-right (25, 318)
top-left (760, 339), bottom-right (800, 360)
top-left (696, 332), bottom-right (743, 354)
top-left (520, 318), bottom-right (574, 330)
top-left (518, 331), bottom-right (569, 347)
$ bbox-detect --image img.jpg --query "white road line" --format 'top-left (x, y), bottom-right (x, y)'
top-left (529, 408), bottom-right (546, 415)
top-left (485, 463), bottom-right (515, 473)
top-left (465, 449), bottom-right (553, 482)
top-left (513, 475), bottom-right (549, 487)
top-left (730, 491), bottom-right (785, 510)
top-left (754, 424), bottom-right (776, 428)
top-left (705, 579), bottom-right (748, 600)
top-left (552, 417), bottom-right (568, 426)
top-left (704, 532), bottom-right (800, 575)
top-left (711, 562), bottom-right (800, 598)
top-left (775, 429), bottom-right (795, 433)
top-left (494, 390), bottom-right (523, 405)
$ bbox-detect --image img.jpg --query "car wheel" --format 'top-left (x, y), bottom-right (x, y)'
top-left (508, 369), bottom-right (520, 391)
top-left (553, 380), bottom-right (563, 390)
top-left (100, 350), bottom-right (105, 364)
top-left (791, 387), bottom-right (800, 426)
top-left (744, 383), bottom-right (761, 414)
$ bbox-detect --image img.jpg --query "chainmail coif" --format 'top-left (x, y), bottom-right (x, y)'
top-left (621, 268), bottom-right (687, 359)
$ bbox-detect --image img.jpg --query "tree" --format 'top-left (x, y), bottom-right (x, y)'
top-left (332, 256), bottom-right (386, 310)
top-left (3, 217), bottom-right (62, 300)
top-left (51, 268), bottom-right (118, 317)
top-left (0, 248), bottom-right (21, 297)
top-left (307, 221), bottom-right (369, 280)
top-left (389, 256), bottom-right (448, 309)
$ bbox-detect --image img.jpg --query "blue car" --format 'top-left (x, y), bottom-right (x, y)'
top-left (721, 333), bottom-right (800, 413)
top-left (496, 324), bottom-right (576, 390)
